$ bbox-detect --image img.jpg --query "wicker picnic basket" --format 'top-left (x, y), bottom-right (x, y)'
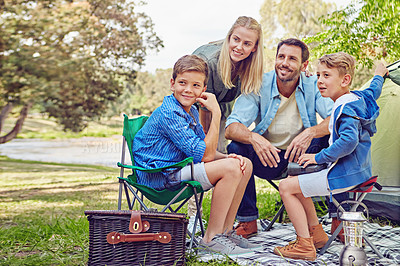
top-left (85, 210), bottom-right (188, 266)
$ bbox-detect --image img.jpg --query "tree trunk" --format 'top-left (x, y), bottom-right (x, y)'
top-left (0, 102), bottom-right (14, 133)
top-left (0, 102), bottom-right (32, 144)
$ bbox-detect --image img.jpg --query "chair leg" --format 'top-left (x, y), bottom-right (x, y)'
top-left (161, 185), bottom-right (190, 212)
top-left (123, 183), bottom-right (133, 210)
top-left (319, 220), bottom-right (343, 255)
top-left (118, 179), bottom-right (124, 210)
top-left (363, 235), bottom-right (384, 259)
top-left (125, 182), bottom-right (149, 211)
top-left (188, 189), bottom-right (204, 252)
top-left (262, 203), bottom-right (285, 231)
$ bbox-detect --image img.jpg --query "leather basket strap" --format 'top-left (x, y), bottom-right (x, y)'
top-left (129, 211), bottom-right (150, 233)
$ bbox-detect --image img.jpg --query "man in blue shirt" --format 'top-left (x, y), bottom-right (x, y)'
top-left (225, 38), bottom-right (347, 241)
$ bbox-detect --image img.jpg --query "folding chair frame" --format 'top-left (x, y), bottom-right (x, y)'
top-left (116, 116), bottom-right (205, 251)
top-left (319, 176), bottom-right (384, 259)
top-left (261, 179), bottom-right (286, 231)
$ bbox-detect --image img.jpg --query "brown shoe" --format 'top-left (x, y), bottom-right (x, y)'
top-left (331, 217), bottom-right (345, 244)
top-left (309, 224), bottom-right (329, 249)
top-left (274, 236), bottom-right (316, 261)
top-left (234, 220), bottom-right (258, 239)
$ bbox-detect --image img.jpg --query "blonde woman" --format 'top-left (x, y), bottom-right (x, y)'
top-left (193, 16), bottom-right (264, 153)
top-left (188, 17), bottom-right (264, 241)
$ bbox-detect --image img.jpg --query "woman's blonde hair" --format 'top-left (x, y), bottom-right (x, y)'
top-left (219, 16), bottom-right (264, 94)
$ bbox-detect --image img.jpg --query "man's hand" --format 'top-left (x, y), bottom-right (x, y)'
top-left (298, 153), bottom-right (317, 168)
top-left (228, 153), bottom-right (247, 174)
top-left (285, 127), bottom-right (314, 163)
top-left (250, 132), bottom-right (281, 168)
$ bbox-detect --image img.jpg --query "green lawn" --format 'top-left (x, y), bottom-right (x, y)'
top-left (3, 115), bottom-right (123, 139)
top-left (0, 156), bottom-right (286, 265)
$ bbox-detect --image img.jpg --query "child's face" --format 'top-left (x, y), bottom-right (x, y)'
top-left (170, 71), bottom-right (206, 113)
top-left (317, 62), bottom-right (350, 102)
top-left (229, 26), bottom-right (258, 63)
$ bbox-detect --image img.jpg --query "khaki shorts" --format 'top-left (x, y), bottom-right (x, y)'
top-left (298, 168), bottom-right (356, 198)
top-left (178, 162), bottom-right (213, 191)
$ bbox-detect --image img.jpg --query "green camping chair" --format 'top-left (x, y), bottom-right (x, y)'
top-left (116, 114), bottom-right (205, 249)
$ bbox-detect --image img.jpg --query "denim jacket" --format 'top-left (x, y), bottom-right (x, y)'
top-left (226, 70), bottom-right (333, 133)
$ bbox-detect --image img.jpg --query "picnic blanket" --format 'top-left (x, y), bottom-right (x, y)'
top-left (197, 216), bottom-right (400, 265)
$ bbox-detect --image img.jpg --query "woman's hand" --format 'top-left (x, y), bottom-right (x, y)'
top-left (228, 153), bottom-right (247, 174)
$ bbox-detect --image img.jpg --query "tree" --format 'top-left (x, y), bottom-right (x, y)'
top-left (305, 0), bottom-right (400, 68)
top-left (260, 0), bottom-right (335, 68)
top-left (107, 68), bottom-right (172, 117)
top-left (0, 0), bottom-right (163, 142)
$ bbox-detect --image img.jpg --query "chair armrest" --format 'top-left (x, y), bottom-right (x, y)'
top-left (117, 157), bottom-right (194, 173)
top-left (287, 162), bottom-right (327, 176)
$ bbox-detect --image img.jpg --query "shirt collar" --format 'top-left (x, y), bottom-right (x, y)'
top-left (168, 94), bottom-right (197, 124)
top-left (272, 71), bottom-right (305, 97)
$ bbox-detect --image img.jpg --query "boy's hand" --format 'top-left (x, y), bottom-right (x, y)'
top-left (297, 153), bottom-right (317, 168)
top-left (196, 92), bottom-right (221, 116)
top-left (374, 62), bottom-right (389, 77)
top-left (228, 153), bottom-right (247, 175)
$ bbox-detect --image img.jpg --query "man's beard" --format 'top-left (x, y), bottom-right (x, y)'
top-left (275, 66), bottom-right (301, 82)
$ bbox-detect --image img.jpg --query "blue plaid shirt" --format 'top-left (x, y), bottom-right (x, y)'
top-left (132, 95), bottom-right (206, 190)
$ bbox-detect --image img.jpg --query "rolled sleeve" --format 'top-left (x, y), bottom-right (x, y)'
top-left (226, 92), bottom-right (260, 129)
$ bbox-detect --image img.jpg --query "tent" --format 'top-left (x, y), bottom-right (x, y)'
top-left (360, 60), bottom-right (400, 222)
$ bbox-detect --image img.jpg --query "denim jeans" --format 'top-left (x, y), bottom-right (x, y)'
top-left (227, 135), bottom-right (348, 222)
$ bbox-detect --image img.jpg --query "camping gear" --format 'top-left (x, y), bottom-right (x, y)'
top-left (85, 210), bottom-right (187, 266)
top-left (116, 114), bottom-right (206, 250)
top-left (319, 176), bottom-right (383, 259)
top-left (365, 60), bottom-right (400, 187)
top-left (338, 201), bottom-right (368, 266)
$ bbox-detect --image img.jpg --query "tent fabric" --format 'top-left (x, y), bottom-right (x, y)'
top-left (360, 60), bottom-right (400, 186)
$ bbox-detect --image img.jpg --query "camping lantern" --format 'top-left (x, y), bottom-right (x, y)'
top-left (337, 201), bottom-right (369, 266)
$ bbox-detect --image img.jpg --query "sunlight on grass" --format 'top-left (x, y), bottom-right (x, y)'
top-left (3, 114), bottom-right (124, 139)
top-left (0, 156), bottom-right (290, 265)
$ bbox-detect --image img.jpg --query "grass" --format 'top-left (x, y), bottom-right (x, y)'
top-left (3, 114), bottom-right (123, 139)
top-left (0, 156), bottom-right (289, 265)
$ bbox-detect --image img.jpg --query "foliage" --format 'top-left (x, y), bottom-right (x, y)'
top-left (305, 0), bottom-right (400, 68)
top-left (259, 0), bottom-right (336, 69)
top-left (0, 0), bottom-right (163, 132)
top-left (107, 68), bottom-right (172, 116)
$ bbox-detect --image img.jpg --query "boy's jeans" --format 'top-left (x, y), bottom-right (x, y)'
top-left (227, 135), bottom-right (348, 222)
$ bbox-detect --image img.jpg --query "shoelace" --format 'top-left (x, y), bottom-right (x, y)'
top-left (228, 231), bottom-right (246, 242)
top-left (213, 235), bottom-right (237, 249)
top-left (283, 239), bottom-right (298, 250)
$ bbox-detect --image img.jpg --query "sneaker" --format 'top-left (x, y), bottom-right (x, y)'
top-left (234, 220), bottom-right (258, 239)
top-left (198, 234), bottom-right (253, 256)
top-left (225, 230), bottom-right (262, 250)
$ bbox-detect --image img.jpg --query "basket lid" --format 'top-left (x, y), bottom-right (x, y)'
top-left (84, 210), bottom-right (187, 220)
